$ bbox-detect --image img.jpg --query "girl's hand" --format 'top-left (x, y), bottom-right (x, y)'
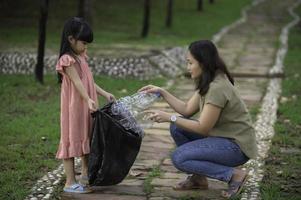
top-left (104, 92), bottom-right (116, 102)
top-left (144, 110), bottom-right (171, 123)
top-left (138, 85), bottom-right (162, 94)
top-left (87, 98), bottom-right (97, 112)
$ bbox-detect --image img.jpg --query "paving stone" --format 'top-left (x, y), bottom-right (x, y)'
top-left (162, 158), bottom-right (173, 166)
top-left (130, 164), bottom-right (152, 171)
top-left (240, 56), bottom-right (274, 67)
top-left (62, 193), bottom-right (146, 200)
top-left (151, 178), bottom-right (178, 187)
top-left (142, 135), bottom-right (174, 144)
top-left (91, 185), bottom-right (145, 196)
top-left (160, 164), bottom-right (180, 173)
top-left (152, 123), bottom-right (171, 130)
top-left (240, 93), bottom-right (263, 106)
top-left (139, 145), bottom-right (170, 154)
top-left (232, 66), bottom-right (270, 75)
top-left (161, 172), bottom-right (187, 179)
top-left (151, 176), bottom-right (227, 191)
top-left (136, 151), bottom-right (168, 161)
top-left (119, 179), bottom-right (144, 186)
top-left (127, 169), bottom-right (149, 179)
top-left (150, 186), bottom-right (200, 199)
top-left (147, 135), bottom-right (174, 144)
top-left (142, 141), bottom-right (174, 149)
top-left (150, 186), bottom-right (224, 199)
top-left (149, 197), bottom-right (172, 200)
top-left (133, 159), bottom-right (160, 168)
top-left (207, 179), bottom-right (228, 190)
top-left (144, 129), bottom-right (171, 136)
top-left (244, 46), bottom-right (266, 54)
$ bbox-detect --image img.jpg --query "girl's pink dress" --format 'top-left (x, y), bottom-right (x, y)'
top-left (56, 54), bottom-right (98, 159)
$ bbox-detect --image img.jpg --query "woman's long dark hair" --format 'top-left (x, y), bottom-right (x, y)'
top-left (188, 40), bottom-right (234, 96)
top-left (57, 17), bottom-right (93, 83)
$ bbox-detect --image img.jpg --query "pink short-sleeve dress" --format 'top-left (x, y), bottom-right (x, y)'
top-left (56, 54), bottom-right (98, 159)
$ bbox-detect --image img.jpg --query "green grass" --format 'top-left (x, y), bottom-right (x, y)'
top-left (143, 165), bottom-right (161, 194)
top-left (0, 74), bottom-right (166, 200)
top-left (249, 104), bottom-right (261, 122)
top-left (260, 6), bottom-right (301, 200)
top-left (0, 0), bottom-right (251, 55)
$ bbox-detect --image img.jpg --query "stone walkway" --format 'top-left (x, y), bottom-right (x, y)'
top-left (30, 0), bottom-right (297, 200)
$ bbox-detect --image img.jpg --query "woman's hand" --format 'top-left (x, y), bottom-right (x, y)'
top-left (104, 92), bottom-right (116, 102)
top-left (138, 85), bottom-right (163, 94)
top-left (144, 110), bottom-right (171, 123)
top-left (87, 98), bottom-right (97, 112)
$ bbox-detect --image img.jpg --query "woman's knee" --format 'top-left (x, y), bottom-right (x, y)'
top-left (171, 149), bottom-right (185, 170)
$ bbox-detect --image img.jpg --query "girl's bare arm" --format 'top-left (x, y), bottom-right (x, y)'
top-left (65, 66), bottom-right (97, 111)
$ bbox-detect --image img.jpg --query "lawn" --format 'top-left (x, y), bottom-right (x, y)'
top-left (0, 0), bottom-right (251, 55)
top-left (0, 74), bottom-right (166, 200)
top-left (260, 6), bottom-right (301, 200)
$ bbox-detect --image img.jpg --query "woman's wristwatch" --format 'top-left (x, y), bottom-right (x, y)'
top-left (170, 115), bottom-right (177, 123)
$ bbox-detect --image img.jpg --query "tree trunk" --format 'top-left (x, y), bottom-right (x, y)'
top-left (78, 0), bottom-right (92, 25)
top-left (35, 0), bottom-right (49, 84)
top-left (141, 0), bottom-right (150, 38)
top-left (197, 0), bottom-right (203, 11)
top-left (165, 0), bottom-right (173, 28)
top-left (209, 0), bottom-right (214, 4)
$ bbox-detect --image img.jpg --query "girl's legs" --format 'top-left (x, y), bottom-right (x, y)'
top-left (63, 157), bottom-right (92, 193)
top-left (63, 158), bottom-right (92, 194)
top-left (80, 155), bottom-right (89, 177)
top-left (63, 158), bottom-right (76, 187)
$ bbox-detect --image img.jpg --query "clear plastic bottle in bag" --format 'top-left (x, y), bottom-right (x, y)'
top-left (110, 92), bottom-right (161, 135)
top-left (128, 92), bottom-right (161, 128)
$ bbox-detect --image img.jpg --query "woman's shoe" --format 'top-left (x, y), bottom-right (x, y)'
top-left (63, 183), bottom-right (92, 194)
top-left (173, 174), bottom-right (208, 190)
top-left (221, 173), bottom-right (248, 199)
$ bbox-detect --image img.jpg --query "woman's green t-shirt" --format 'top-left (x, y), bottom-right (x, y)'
top-left (200, 73), bottom-right (258, 159)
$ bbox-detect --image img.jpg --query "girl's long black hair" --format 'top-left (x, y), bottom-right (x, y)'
top-left (58, 17), bottom-right (93, 83)
top-left (188, 40), bottom-right (234, 96)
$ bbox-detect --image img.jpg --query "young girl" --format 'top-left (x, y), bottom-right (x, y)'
top-left (56, 17), bottom-right (115, 193)
top-left (139, 40), bottom-right (257, 199)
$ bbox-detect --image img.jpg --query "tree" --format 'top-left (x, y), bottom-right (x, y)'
top-left (165, 0), bottom-right (173, 28)
top-left (209, 0), bottom-right (214, 4)
top-left (141, 0), bottom-right (151, 38)
top-left (35, 0), bottom-right (49, 84)
top-left (78, 0), bottom-right (92, 25)
top-left (197, 0), bottom-right (203, 11)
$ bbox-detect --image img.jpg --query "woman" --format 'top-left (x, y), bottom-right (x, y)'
top-left (139, 40), bottom-right (257, 198)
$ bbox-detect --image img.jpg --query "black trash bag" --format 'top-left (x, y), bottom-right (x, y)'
top-left (88, 102), bottom-right (142, 186)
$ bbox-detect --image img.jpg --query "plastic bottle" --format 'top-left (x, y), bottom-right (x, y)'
top-left (130, 92), bottom-right (161, 130)
top-left (110, 92), bottom-right (161, 135)
top-left (131, 92), bottom-right (161, 110)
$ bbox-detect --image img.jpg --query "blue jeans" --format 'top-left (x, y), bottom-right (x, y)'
top-left (170, 123), bottom-right (249, 182)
